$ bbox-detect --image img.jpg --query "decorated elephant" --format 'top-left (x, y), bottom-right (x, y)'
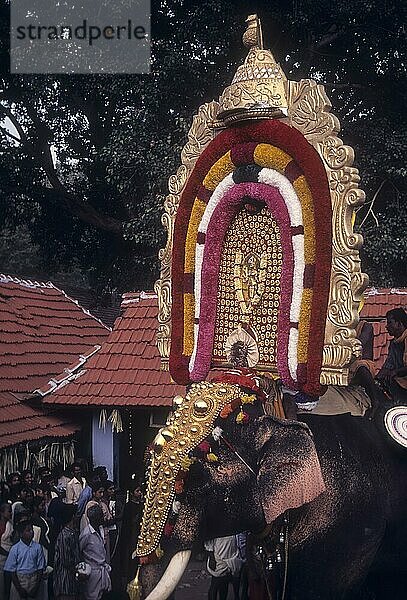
top-left (132, 12), bottom-right (407, 600)
top-left (135, 381), bottom-right (407, 600)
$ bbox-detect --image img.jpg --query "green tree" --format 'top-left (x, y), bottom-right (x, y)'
top-left (0, 0), bottom-right (405, 290)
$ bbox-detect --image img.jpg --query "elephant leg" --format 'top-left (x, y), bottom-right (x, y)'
top-left (208, 575), bottom-right (230, 600)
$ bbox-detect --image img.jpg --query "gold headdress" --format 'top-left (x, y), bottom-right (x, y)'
top-left (135, 382), bottom-right (242, 557)
top-left (217, 14), bottom-right (288, 124)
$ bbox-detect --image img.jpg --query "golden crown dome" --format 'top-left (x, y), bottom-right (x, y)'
top-left (217, 15), bottom-right (288, 125)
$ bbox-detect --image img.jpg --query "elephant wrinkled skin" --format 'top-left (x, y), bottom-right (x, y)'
top-left (139, 411), bottom-right (407, 600)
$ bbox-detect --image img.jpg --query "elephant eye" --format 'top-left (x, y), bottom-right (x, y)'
top-left (216, 465), bottom-right (232, 476)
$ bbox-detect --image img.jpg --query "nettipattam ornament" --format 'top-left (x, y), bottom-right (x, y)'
top-left (135, 382), bottom-right (242, 557)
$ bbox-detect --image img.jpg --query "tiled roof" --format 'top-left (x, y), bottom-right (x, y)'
top-left (361, 287), bottom-right (407, 368)
top-left (0, 274), bottom-right (110, 394)
top-left (0, 391), bottom-right (80, 449)
top-left (42, 292), bottom-right (183, 407)
top-left (60, 285), bottom-right (122, 329)
top-left (39, 286), bottom-right (407, 407)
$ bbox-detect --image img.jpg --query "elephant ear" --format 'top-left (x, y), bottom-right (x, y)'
top-left (256, 418), bottom-right (326, 523)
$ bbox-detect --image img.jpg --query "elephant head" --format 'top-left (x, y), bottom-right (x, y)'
top-left (135, 382), bottom-right (325, 600)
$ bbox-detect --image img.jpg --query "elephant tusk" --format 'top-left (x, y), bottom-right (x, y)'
top-left (145, 549), bottom-right (192, 600)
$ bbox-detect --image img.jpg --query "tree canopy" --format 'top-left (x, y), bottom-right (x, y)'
top-left (0, 0), bottom-right (406, 291)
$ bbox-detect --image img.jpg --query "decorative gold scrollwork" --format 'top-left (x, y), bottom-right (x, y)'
top-left (155, 101), bottom-right (221, 367)
top-left (288, 78), bottom-right (368, 381)
top-left (181, 102), bottom-right (220, 169)
top-left (287, 80), bottom-right (339, 142)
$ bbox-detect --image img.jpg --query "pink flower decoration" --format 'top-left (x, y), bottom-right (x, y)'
top-left (198, 441), bottom-right (210, 453)
top-left (190, 182), bottom-right (296, 388)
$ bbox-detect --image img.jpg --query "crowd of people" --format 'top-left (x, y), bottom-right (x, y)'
top-left (0, 462), bottom-right (143, 600)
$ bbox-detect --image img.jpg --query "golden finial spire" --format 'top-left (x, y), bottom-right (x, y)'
top-left (217, 15), bottom-right (288, 124)
top-left (243, 14), bottom-right (264, 49)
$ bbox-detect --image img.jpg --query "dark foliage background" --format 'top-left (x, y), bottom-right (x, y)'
top-left (0, 0), bottom-right (406, 292)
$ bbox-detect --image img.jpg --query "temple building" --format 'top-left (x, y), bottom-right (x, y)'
top-left (35, 291), bottom-right (181, 482)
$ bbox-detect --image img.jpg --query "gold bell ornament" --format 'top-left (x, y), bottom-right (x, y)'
top-left (127, 566), bottom-right (141, 600)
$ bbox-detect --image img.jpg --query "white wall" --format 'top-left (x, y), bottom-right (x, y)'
top-left (91, 411), bottom-right (114, 479)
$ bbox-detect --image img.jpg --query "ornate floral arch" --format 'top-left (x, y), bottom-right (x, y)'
top-left (155, 19), bottom-right (367, 391)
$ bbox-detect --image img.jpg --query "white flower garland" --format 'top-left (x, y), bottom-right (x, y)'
top-left (288, 327), bottom-right (299, 380)
top-left (199, 174), bottom-right (235, 235)
top-left (290, 235), bottom-right (305, 324)
top-left (258, 169), bottom-right (302, 227)
top-left (296, 400), bottom-right (319, 411)
top-left (189, 167), bottom-right (305, 384)
top-left (260, 168), bottom-right (305, 383)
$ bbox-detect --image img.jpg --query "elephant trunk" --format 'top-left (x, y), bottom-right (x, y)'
top-left (144, 550), bottom-right (192, 600)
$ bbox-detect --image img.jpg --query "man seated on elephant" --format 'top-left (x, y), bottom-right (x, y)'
top-left (376, 308), bottom-right (407, 404)
top-left (339, 318), bottom-right (388, 418)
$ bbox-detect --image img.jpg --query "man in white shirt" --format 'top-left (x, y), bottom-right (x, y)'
top-left (66, 463), bottom-right (86, 505)
top-left (205, 535), bottom-right (244, 600)
top-left (79, 505), bottom-right (111, 600)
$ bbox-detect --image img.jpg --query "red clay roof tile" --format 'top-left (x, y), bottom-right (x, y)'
top-left (0, 391), bottom-right (80, 450)
top-left (43, 292), bottom-right (182, 407)
top-left (0, 275), bottom-right (110, 395)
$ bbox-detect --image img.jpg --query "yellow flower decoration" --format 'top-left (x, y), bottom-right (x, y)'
top-left (183, 293), bottom-right (195, 356)
top-left (253, 144), bottom-right (292, 172)
top-left (155, 546), bottom-right (164, 559)
top-left (207, 453), bottom-right (218, 463)
top-left (181, 456), bottom-right (196, 470)
top-left (183, 198), bottom-right (208, 356)
top-left (293, 176), bottom-right (315, 262)
top-left (297, 288), bottom-right (313, 363)
top-left (236, 410), bottom-right (246, 424)
top-left (240, 393), bottom-right (256, 405)
top-left (203, 152), bottom-right (234, 190)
